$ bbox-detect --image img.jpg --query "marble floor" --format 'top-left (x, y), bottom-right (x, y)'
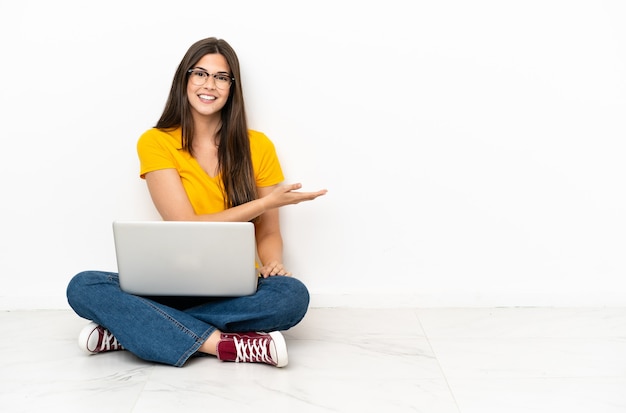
top-left (1, 306), bottom-right (625, 413)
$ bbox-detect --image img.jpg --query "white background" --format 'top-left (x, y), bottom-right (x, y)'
top-left (1, 0), bottom-right (624, 309)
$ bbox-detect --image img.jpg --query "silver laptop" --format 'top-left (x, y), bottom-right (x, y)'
top-left (112, 221), bottom-right (258, 296)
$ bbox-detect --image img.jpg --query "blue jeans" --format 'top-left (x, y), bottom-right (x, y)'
top-left (66, 271), bottom-right (310, 367)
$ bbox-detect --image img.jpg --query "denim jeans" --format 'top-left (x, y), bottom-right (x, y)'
top-left (66, 271), bottom-right (310, 367)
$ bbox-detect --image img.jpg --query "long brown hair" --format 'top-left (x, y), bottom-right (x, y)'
top-left (155, 37), bottom-right (256, 209)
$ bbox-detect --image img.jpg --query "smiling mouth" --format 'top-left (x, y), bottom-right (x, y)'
top-left (199, 94), bottom-right (216, 101)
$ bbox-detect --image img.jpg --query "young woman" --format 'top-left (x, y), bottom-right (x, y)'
top-left (66, 37), bottom-right (327, 368)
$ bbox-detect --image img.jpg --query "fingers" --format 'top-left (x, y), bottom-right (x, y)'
top-left (263, 184), bottom-right (327, 210)
top-left (282, 183), bottom-right (327, 196)
top-left (278, 184), bottom-right (328, 204)
top-left (306, 189), bottom-right (328, 199)
top-left (259, 262), bottom-right (293, 278)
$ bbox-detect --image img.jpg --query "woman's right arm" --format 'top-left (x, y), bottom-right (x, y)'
top-left (145, 168), bottom-right (327, 222)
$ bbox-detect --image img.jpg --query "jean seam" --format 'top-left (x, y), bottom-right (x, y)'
top-left (142, 298), bottom-right (214, 367)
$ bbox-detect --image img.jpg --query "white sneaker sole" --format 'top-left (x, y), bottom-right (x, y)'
top-left (78, 321), bottom-right (100, 354)
top-left (269, 331), bottom-right (288, 367)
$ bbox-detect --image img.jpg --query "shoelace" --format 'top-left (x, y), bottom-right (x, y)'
top-left (233, 336), bottom-right (272, 364)
top-left (99, 328), bottom-right (122, 351)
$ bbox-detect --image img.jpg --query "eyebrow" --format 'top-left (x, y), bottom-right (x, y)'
top-left (194, 66), bottom-right (230, 75)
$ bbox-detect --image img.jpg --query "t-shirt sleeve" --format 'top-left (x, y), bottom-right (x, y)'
top-left (137, 129), bottom-right (179, 179)
top-left (251, 131), bottom-right (284, 187)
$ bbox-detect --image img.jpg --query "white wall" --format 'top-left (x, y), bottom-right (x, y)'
top-left (1, 0), bottom-right (624, 309)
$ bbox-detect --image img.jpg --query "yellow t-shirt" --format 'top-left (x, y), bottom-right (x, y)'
top-left (137, 127), bottom-right (284, 214)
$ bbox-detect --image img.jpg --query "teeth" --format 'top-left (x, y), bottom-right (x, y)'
top-left (199, 95), bottom-right (216, 100)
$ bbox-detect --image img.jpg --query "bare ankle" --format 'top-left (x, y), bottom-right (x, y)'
top-left (198, 330), bottom-right (222, 355)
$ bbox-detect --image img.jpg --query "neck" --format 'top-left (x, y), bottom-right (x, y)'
top-left (193, 119), bottom-right (221, 148)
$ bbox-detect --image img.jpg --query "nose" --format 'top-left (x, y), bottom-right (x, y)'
top-left (204, 75), bottom-right (217, 89)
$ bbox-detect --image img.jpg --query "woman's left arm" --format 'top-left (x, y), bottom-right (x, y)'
top-left (255, 185), bottom-right (292, 278)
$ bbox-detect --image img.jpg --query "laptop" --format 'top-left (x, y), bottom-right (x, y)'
top-left (112, 220), bottom-right (258, 296)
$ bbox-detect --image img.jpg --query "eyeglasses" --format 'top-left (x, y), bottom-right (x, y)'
top-left (187, 69), bottom-right (234, 89)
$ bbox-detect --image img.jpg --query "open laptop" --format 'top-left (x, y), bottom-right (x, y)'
top-left (112, 220), bottom-right (258, 296)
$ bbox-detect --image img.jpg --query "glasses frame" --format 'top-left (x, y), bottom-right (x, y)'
top-left (187, 69), bottom-right (235, 89)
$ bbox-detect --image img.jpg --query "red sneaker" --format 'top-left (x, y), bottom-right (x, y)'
top-left (78, 322), bottom-right (124, 354)
top-left (216, 331), bottom-right (288, 367)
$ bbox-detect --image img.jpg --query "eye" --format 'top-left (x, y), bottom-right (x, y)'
top-left (215, 74), bottom-right (231, 82)
top-left (193, 71), bottom-right (208, 78)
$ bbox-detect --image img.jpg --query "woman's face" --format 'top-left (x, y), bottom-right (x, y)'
top-left (186, 53), bottom-right (232, 120)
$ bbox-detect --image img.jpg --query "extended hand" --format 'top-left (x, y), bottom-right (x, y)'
top-left (263, 183), bottom-right (327, 209)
